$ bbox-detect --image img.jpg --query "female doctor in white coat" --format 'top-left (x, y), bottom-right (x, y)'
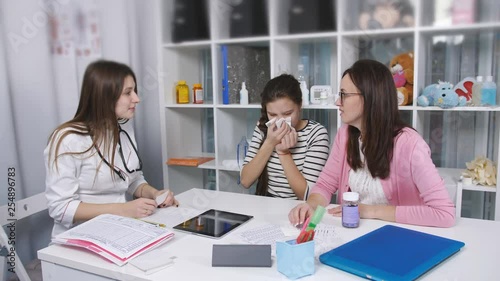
top-left (44, 60), bottom-right (178, 238)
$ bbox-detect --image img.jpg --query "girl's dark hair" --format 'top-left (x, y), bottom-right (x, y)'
top-left (48, 60), bottom-right (137, 176)
top-left (343, 59), bottom-right (410, 179)
top-left (255, 74), bottom-right (302, 196)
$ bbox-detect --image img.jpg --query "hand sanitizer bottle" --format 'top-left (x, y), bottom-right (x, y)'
top-left (240, 82), bottom-right (248, 105)
top-left (297, 64), bottom-right (310, 106)
top-left (300, 81), bottom-right (309, 106)
top-left (297, 64), bottom-right (306, 83)
top-left (237, 136), bottom-right (249, 184)
top-left (481, 76), bottom-right (497, 106)
top-left (472, 76), bottom-right (483, 106)
top-left (237, 136), bottom-right (248, 170)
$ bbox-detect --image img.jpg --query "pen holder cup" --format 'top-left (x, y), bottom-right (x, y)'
top-left (276, 239), bottom-right (315, 279)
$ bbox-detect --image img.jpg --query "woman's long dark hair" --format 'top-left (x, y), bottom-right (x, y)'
top-left (343, 59), bottom-right (409, 179)
top-left (255, 74), bottom-right (302, 195)
top-left (47, 60), bottom-right (137, 176)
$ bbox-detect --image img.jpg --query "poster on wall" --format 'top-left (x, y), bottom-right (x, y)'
top-left (48, 0), bottom-right (101, 58)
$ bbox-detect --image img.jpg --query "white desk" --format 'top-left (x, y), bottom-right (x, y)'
top-left (38, 188), bottom-right (500, 281)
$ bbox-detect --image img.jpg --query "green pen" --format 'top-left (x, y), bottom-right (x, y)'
top-left (305, 205), bottom-right (326, 231)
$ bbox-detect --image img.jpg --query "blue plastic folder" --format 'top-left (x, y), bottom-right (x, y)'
top-left (319, 225), bottom-right (465, 281)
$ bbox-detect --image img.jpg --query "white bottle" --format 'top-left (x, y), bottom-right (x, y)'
top-left (297, 64), bottom-right (306, 83)
top-left (481, 76), bottom-right (497, 106)
top-left (240, 82), bottom-right (248, 105)
top-left (300, 81), bottom-right (309, 106)
top-left (472, 76), bottom-right (483, 106)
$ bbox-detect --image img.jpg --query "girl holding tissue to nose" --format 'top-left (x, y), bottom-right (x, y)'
top-left (240, 74), bottom-right (330, 200)
top-left (44, 60), bottom-right (179, 238)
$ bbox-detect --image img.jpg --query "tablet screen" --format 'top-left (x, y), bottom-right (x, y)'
top-left (173, 209), bottom-right (253, 238)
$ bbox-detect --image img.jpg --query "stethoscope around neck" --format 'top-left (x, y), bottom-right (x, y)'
top-left (95, 126), bottom-right (143, 181)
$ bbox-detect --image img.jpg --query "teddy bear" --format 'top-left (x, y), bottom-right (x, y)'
top-left (358, 0), bottom-right (415, 30)
top-left (417, 81), bottom-right (467, 109)
top-left (390, 51), bottom-right (414, 105)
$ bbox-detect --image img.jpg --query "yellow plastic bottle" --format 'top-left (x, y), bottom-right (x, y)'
top-left (176, 80), bottom-right (189, 104)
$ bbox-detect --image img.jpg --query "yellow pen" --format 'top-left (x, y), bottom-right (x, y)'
top-left (140, 220), bottom-right (166, 228)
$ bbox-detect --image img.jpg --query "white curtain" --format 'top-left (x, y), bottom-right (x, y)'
top-left (0, 0), bottom-right (162, 272)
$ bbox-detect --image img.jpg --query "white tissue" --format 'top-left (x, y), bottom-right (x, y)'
top-left (275, 118), bottom-right (285, 128)
top-left (155, 192), bottom-right (169, 206)
top-left (265, 117), bottom-right (276, 127)
top-left (285, 117), bottom-right (292, 127)
top-left (265, 117), bottom-right (291, 128)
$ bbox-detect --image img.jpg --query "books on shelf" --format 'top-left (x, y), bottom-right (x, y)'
top-left (52, 214), bottom-right (175, 266)
top-left (166, 156), bottom-right (215, 167)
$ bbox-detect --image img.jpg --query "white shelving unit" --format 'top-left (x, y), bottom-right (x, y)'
top-left (155, 0), bottom-right (500, 220)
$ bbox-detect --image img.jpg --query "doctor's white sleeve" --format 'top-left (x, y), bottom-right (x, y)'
top-left (44, 139), bottom-right (82, 230)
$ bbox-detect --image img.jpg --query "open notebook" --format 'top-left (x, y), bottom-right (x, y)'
top-left (52, 214), bottom-right (174, 266)
top-left (319, 225), bottom-right (465, 281)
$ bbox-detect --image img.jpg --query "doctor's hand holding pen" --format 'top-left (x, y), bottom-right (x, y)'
top-left (123, 186), bottom-right (179, 218)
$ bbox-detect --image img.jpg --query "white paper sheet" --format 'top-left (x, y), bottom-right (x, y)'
top-left (129, 248), bottom-right (177, 275)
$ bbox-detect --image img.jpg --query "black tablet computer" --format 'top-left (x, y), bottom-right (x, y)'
top-left (173, 209), bottom-right (253, 239)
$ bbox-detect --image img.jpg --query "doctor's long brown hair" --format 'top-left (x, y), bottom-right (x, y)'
top-left (47, 60), bottom-right (137, 174)
top-left (343, 59), bottom-right (410, 179)
top-left (255, 74), bottom-right (302, 196)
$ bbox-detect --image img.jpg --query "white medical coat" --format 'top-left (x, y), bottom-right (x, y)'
top-left (44, 120), bottom-right (147, 238)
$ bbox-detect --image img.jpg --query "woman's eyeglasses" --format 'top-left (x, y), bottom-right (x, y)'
top-left (336, 92), bottom-right (362, 105)
top-left (96, 126), bottom-right (142, 181)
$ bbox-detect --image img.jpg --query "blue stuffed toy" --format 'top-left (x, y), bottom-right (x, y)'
top-left (417, 81), bottom-right (467, 109)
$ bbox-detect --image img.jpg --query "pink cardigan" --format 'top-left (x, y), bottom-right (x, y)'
top-left (311, 125), bottom-right (456, 227)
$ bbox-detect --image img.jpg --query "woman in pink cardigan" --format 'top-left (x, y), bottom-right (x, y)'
top-left (289, 59), bottom-right (455, 228)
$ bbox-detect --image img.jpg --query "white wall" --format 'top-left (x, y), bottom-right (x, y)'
top-left (0, 0), bottom-right (162, 273)
top-left (129, 0), bottom-right (164, 189)
top-left (0, 0), bottom-right (58, 275)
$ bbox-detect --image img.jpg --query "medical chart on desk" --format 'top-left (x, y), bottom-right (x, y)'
top-left (235, 222), bottom-right (343, 257)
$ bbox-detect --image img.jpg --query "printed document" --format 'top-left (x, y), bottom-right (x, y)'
top-left (52, 214), bottom-right (175, 266)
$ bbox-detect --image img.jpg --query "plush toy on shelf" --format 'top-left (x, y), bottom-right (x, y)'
top-left (393, 70), bottom-right (406, 88)
top-left (390, 51), bottom-right (414, 105)
top-left (417, 81), bottom-right (467, 109)
top-left (358, 0), bottom-right (415, 30)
